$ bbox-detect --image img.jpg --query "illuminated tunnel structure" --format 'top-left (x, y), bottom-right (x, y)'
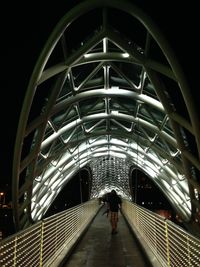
top-left (12, 0), bottom-right (200, 232)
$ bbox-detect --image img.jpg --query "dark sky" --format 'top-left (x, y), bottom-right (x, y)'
top-left (1, 1), bottom-right (199, 188)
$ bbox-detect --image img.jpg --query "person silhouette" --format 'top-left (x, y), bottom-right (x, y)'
top-left (107, 190), bottom-right (122, 234)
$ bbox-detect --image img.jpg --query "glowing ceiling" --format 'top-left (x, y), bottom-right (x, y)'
top-left (12, 0), bottom-right (200, 230)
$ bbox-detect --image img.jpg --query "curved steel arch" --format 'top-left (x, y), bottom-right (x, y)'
top-left (13, 0), bottom-right (200, 232)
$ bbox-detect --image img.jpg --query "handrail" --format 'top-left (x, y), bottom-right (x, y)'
top-left (122, 200), bottom-right (200, 267)
top-left (1, 199), bottom-right (200, 267)
top-left (0, 199), bottom-right (100, 267)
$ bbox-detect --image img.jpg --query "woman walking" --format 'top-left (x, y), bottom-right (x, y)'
top-left (107, 190), bottom-right (122, 234)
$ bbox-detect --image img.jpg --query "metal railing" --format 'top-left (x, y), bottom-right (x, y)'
top-left (1, 198), bottom-right (200, 267)
top-left (0, 199), bottom-right (100, 267)
top-left (122, 200), bottom-right (200, 267)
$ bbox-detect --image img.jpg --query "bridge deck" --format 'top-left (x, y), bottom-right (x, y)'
top-left (60, 206), bottom-right (152, 267)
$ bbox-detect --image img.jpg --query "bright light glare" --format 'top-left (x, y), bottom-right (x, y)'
top-left (122, 53), bottom-right (130, 58)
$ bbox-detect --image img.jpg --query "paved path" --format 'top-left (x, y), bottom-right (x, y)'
top-left (61, 207), bottom-right (152, 267)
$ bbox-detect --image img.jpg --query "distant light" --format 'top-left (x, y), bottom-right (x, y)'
top-left (122, 53), bottom-right (130, 58)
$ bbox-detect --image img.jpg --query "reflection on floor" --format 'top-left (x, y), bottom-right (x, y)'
top-left (61, 207), bottom-right (152, 267)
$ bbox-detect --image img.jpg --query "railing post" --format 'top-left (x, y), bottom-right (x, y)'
top-left (14, 236), bottom-right (17, 266)
top-left (165, 221), bottom-right (171, 267)
top-left (187, 235), bottom-right (191, 266)
top-left (40, 221), bottom-right (44, 267)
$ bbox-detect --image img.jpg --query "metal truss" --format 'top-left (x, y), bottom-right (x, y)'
top-left (12, 0), bottom-right (200, 231)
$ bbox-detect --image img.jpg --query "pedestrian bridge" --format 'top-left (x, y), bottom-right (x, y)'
top-left (12, 0), bottom-right (200, 234)
top-left (2, 0), bottom-right (200, 266)
top-left (1, 199), bottom-right (200, 267)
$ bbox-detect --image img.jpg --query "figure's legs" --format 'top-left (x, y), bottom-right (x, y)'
top-left (110, 212), bottom-right (118, 234)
